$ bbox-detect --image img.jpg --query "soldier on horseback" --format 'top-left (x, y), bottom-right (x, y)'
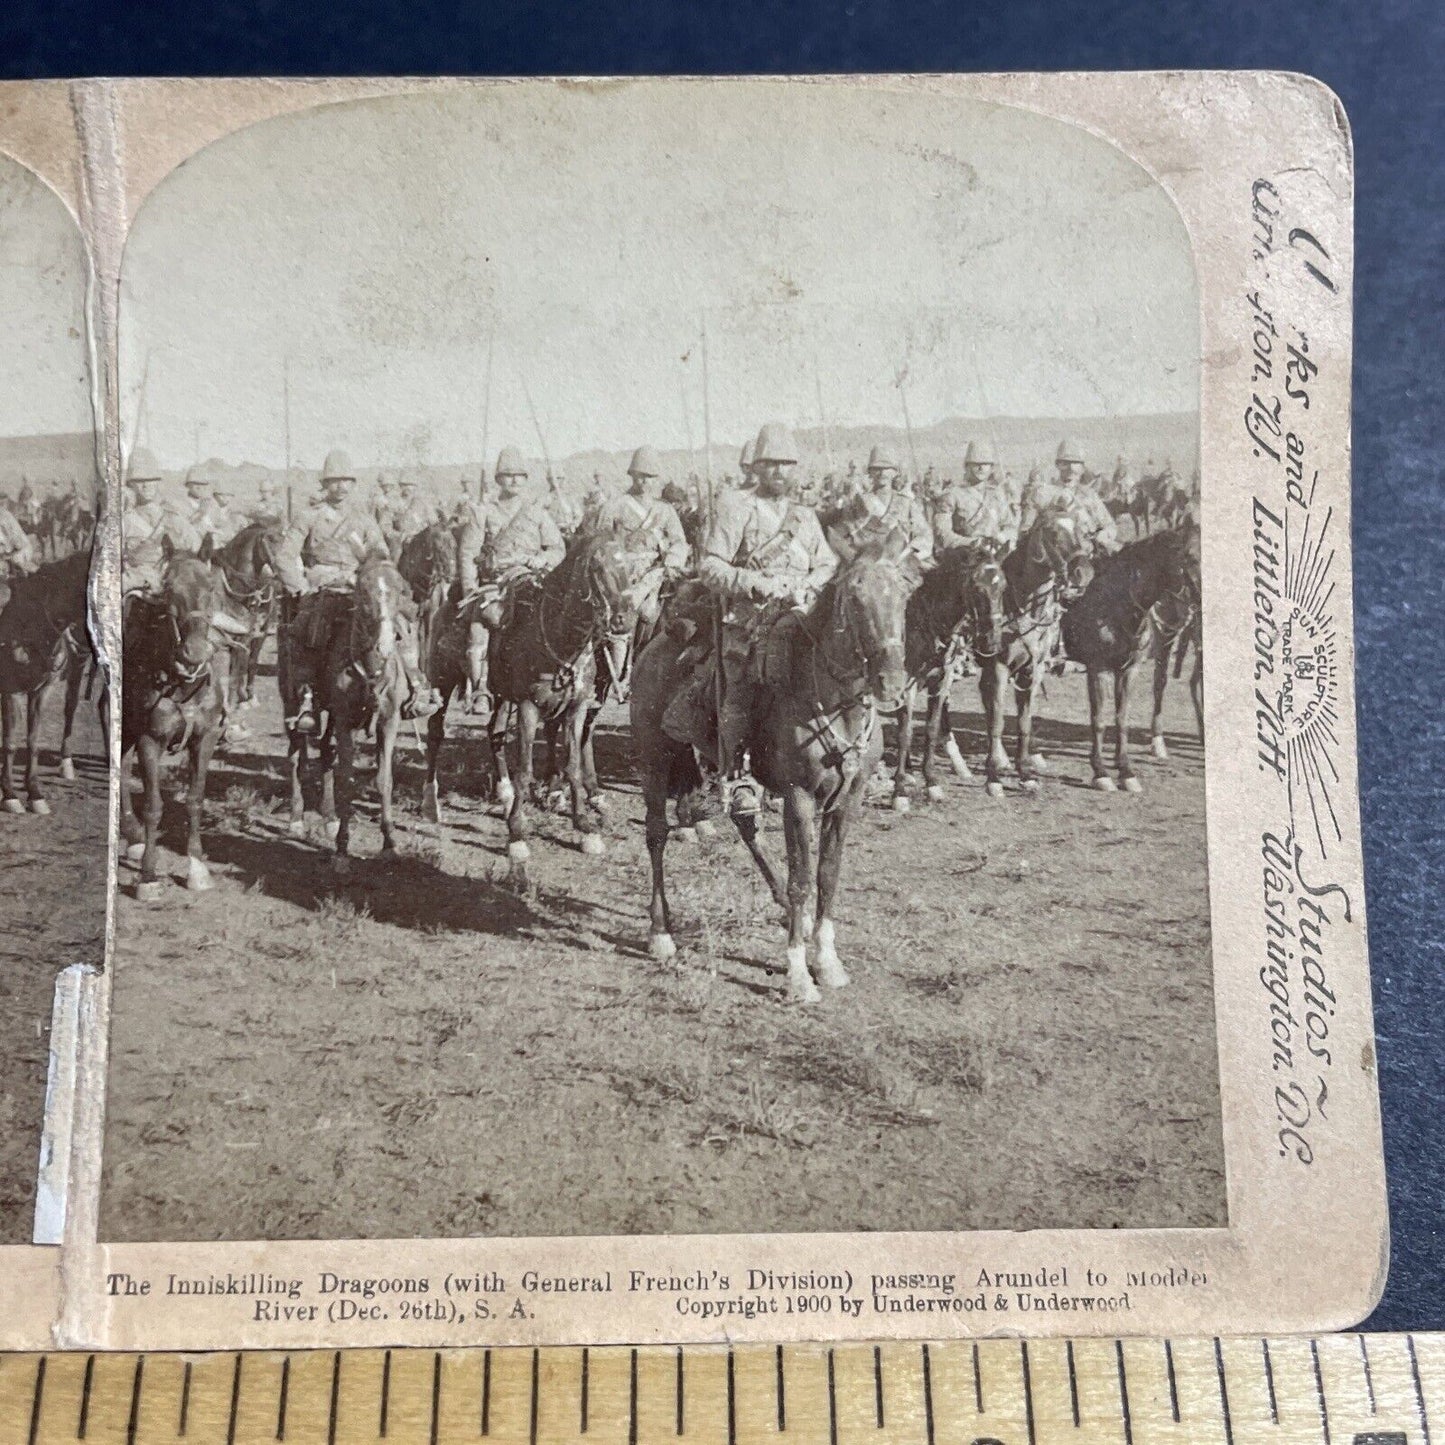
top-left (121, 448), bottom-right (199, 596)
top-left (546, 468), bottom-right (583, 539)
top-left (595, 447), bottom-right (689, 598)
top-left (390, 471), bottom-right (438, 551)
top-left (932, 439), bottom-right (1018, 551)
top-left (824, 444), bottom-right (933, 564)
top-left (455, 445), bottom-right (567, 718)
top-left (278, 449), bottom-right (438, 735)
top-left (182, 464), bottom-right (227, 549)
top-left (208, 477), bottom-right (244, 548)
top-left (1021, 439), bottom-right (1122, 556)
top-left (662, 421), bottom-right (837, 817)
top-left (0, 498), bottom-right (38, 586)
top-left (251, 476), bottom-right (285, 526)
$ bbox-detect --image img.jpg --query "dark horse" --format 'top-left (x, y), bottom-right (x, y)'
top-left (631, 532), bottom-right (920, 1003)
top-left (0, 551), bottom-right (94, 814)
top-left (1061, 521), bottom-right (1201, 792)
top-left (121, 545), bottom-right (229, 900)
top-left (978, 511), bottom-right (1095, 796)
top-left (212, 521), bottom-right (285, 714)
top-left (486, 532), bottom-right (635, 877)
top-left (887, 541), bottom-right (1007, 811)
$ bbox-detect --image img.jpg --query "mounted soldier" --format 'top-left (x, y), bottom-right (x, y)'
top-left (595, 445), bottom-right (689, 626)
top-left (390, 471), bottom-right (438, 551)
top-left (277, 449), bottom-right (437, 735)
top-left (15, 477), bottom-right (39, 534)
top-left (251, 476), bottom-right (285, 526)
top-left (933, 439), bottom-right (1017, 551)
top-left (824, 443), bottom-right (932, 565)
top-left (455, 445), bottom-right (567, 717)
top-left (1021, 439), bottom-right (1121, 556)
top-left (546, 467), bottom-right (583, 540)
top-left (182, 463), bottom-right (226, 549)
top-left (0, 498), bottom-right (37, 594)
top-left (662, 421), bottom-right (837, 817)
top-left (373, 471), bottom-right (400, 531)
top-left (208, 477), bottom-right (244, 548)
top-left (121, 447), bottom-right (199, 597)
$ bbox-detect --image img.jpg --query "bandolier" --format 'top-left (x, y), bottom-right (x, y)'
top-left (1020, 438), bottom-right (1121, 555)
top-left (121, 447), bottom-right (199, 595)
top-left (933, 439), bottom-right (1018, 551)
top-left (825, 443), bottom-right (933, 564)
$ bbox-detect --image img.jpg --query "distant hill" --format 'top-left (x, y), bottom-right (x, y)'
top-left (0, 433), bottom-right (99, 496)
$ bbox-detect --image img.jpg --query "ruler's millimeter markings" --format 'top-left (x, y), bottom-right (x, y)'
top-left (1358, 1334), bottom-right (1378, 1415)
top-left (1310, 1338), bottom-right (1331, 1445)
top-left (580, 1347), bottom-right (589, 1435)
top-left (430, 1352), bottom-right (442, 1445)
top-left (972, 1341), bottom-right (984, 1414)
top-left (1214, 1339), bottom-right (1235, 1445)
top-left (76, 1354), bottom-right (94, 1440)
top-left (776, 1345), bottom-right (786, 1433)
top-left (125, 1356), bottom-right (144, 1445)
top-left (628, 1349), bottom-right (638, 1445)
top-left (1022, 1340), bottom-right (1038, 1445)
top-left (1263, 1340), bottom-right (1279, 1425)
top-left (277, 1355), bottom-right (292, 1441)
top-left (26, 1356), bottom-right (45, 1445)
top-left (1409, 1335), bottom-right (1433, 1445)
top-left (381, 1349), bottom-right (393, 1438)
top-left (727, 1348), bottom-right (738, 1445)
top-left (675, 1346), bottom-right (685, 1436)
top-left (179, 1360), bottom-right (193, 1438)
top-left (229, 1353), bottom-right (245, 1445)
top-left (827, 1350), bottom-right (838, 1445)
top-left (481, 1349), bottom-right (492, 1436)
top-left (874, 1345), bottom-right (886, 1430)
top-left (529, 1348), bottom-right (540, 1445)
top-left (1066, 1342), bottom-right (1080, 1429)
top-left (325, 1352), bottom-right (340, 1445)
top-left (1165, 1341), bottom-right (1181, 1424)
top-left (1116, 1340), bottom-right (1134, 1445)
top-left (921, 1344), bottom-right (936, 1445)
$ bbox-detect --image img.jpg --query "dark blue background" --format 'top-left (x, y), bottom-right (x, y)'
top-left (3, 0), bottom-right (1438, 1330)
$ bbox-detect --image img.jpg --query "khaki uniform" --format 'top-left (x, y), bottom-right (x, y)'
top-left (457, 494), bottom-right (566, 594)
top-left (828, 487), bottom-right (933, 564)
top-left (277, 498), bottom-right (390, 594)
top-left (594, 491), bottom-right (689, 626)
top-left (546, 489), bottom-right (584, 538)
top-left (391, 493), bottom-right (439, 547)
top-left (0, 507), bottom-right (37, 577)
top-left (933, 481), bottom-right (1017, 550)
top-left (122, 498), bottom-right (200, 593)
top-left (1020, 477), bottom-right (1121, 553)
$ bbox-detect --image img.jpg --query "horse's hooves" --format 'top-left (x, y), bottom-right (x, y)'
top-left (185, 858), bottom-right (213, 892)
top-left (324, 819), bottom-right (340, 841)
top-left (286, 819), bottom-right (306, 839)
top-left (926, 783), bottom-right (946, 803)
top-left (134, 880), bottom-right (164, 903)
top-left (124, 841), bottom-right (145, 863)
top-left (694, 818), bottom-right (718, 840)
top-left (1019, 778), bottom-right (1040, 795)
top-left (1093, 775), bottom-right (1117, 793)
top-left (674, 826), bottom-right (697, 844)
top-left (59, 759), bottom-right (76, 781)
top-left (590, 794), bottom-right (610, 814)
top-left (1029, 753), bottom-right (1048, 772)
top-left (818, 959), bottom-right (850, 990)
top-left (985, 781), bottom-right (1005, 799)
top-left (1122, 776), bottom-right (1143, 794)
top-left (28, 798), bottom-right (51, 816)
top-left (2, 798), bottom-right (24, 814)
top-left (891, 794), bottom-right (911, 814)
top-left (507, 840), bottom-right (530, 864)
top-left (649, 933), bottom-right (677, 962)
top-left (1150, 737), bottom-right (1169, 760)
top-left (945, 741), bottom-right (971, 779)
top-left (579, 832), bottom-right (605, 857)
top-left (788, 977), bottom-right (823, 1006)
top-left (496, 781), bottom-right (516, 810)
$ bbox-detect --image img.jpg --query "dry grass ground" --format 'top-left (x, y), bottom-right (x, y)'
top-left (100, 657), bottom-right (1224, 1243)
top-left (0, 695), bottom-right (107, 1243)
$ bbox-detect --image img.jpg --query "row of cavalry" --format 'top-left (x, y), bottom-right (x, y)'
top-left (111, 446), bottom-right (1202, 1004)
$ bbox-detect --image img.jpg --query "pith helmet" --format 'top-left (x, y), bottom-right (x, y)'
top-left (867, 444), bottom-right (900, 473)
top-left (258, 477), bottom-right (278, 496)
top-left (628, 445), bottom-right (662, 479)
top-left (184, 464), bottom-right (212, 492)
top-left (495, 446), bottom-right (528, 480)
top-left (321, 449), bottom-right (356, 482)
top-left (739, 438), bottom-right (756, 472)
top-left (1055, 438), bottom-right (1085, 466)
top-left (126, 447), bottom-right (162, 484)
top-left (398, 471), bottom-right (417, 491)
top-left (753, 422), bottom-right (799, 466)
top-left (964, 439), bottom-right (998, 467)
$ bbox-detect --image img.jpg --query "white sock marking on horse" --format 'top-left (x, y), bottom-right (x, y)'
top-left (580, 832), bottom-right (604, 856)
top-left (926, 783), bottom-right (945, 802)
top-left (507, 839), bottom-right (530, 864)
top-left (3, 797), bottom-right (26, 814)
top-left (59, 758), bottom-right (76, 781)
top-left (815, 919), bottom-right (849, 988)
top-left (786, 944), bottom-right (822, 1004)
top-left (1151, 735), bottom-right (1168, 759)
top-left (125, 841), bottom-right (146, 862)
top-left (29, 798), bottom-right (51, 815)
top-left (649, 932), bottom-right (677, 962)
top-left (944, 737), bottom-right (971, 779)
top-left (185, 856), bottom-right (213, 892)
top-left (496, 779), bottom-right (516, 810)
top-left (891, 793), bottom-right (911, 813)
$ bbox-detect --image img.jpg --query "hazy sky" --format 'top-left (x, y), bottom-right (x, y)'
top-left (121, 82), bottom-right (1198, 470)
top-left (0, 153), bottom-right (92, 439)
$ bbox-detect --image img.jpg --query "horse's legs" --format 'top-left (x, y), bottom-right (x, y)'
top-left (813, 805), bottom-right (851, 989)
top-left (731, 810), bottom-right (788, 908)
top-left (980, 658), bottom-right (1009, 797)
top-left (119, 745), bottom-right (144, 856)
top-left (1150, 631), bottom-right (1172, 759)
top-left (59, 653), bottom-right (84, 780)
top-left (1087, 667), bottom-right (1114, 791)
top-left (491, 706), bottom-right (515, 814)
top-left (319, 722), bottom-right (338, 840)
top-left (0, 692), bottom-right (20, 813)
top-left (940, 686), bottom-right (972, 782)
top-left (136, 733), bottom-right (165, 899)
top-left (376, 711), bottom-right (399, 854)
top-left (921, 679), bottom-right (948, 801)
top-left (184, 725), bottom-right (218, 890)
top-left (580, 701), bottom-right (604, 814)
top-left (1116, 663), bottom-right (1141, 792)
top-left (1190, 646), bottom-right (1205, 742)
top-left (24, 686), bottom-right (48, 813)
top-left (505, 699), bottom-right (538, 875)
top-left (422, 689), bottom-right (447, 825)
top-left (565, 701), bottom-right (603, 855)
top-left (332, 720), bottom-right (355, 866)
top-left (643, 771), bottom-right (676, 960)
top-left (780, 785), bottom-right (821, 1003)
top-left (890, 685), bottom-right (915, 812)
top-left (287, 732), bottom-right (308, 837)
top-left (1014, 664), bottom-right (1040, 792)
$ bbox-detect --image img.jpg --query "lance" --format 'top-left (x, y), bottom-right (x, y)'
top-left (518, 368), bottom-right (553, 490)
top-left (282, 356), bottom-right (294, 526)
top-left (813, 351), bottom-right (836, 476)
top-left (480, 328), bottom-right (494, 499)
top-left (701, 311), bottom-right (726, 779)
top-left (126, 348), bottom-right (152, 466)
top-left (895, 360), bottom-right (920, 485)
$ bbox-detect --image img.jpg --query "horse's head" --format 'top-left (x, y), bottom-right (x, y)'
top-left (350, 555), bottom-right (405, 680)
top-left (941, 541), bottom-right (1008, 658)
top-left (1027, 508), bottom-right (1094, 601)
top-left (158, 546), bottom-right (223, 682)
top-left (572, 532), bottom-right (636, 639)
top-left (831, 528), bottom-right (923, 708)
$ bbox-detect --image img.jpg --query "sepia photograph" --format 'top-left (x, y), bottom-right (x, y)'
top-left (0, 146), bottom-right (103, 1246)
top-left (97, 82), bottom-right (1222, 1248)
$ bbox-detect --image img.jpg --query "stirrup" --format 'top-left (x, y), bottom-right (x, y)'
top-left (401, 687), bottom-right (443, 722)
top-left (288, 691), bottom-right (319, 735)
top-left (720, 774), bottom-right (763, 818)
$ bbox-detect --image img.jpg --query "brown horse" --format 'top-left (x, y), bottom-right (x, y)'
top-left (488, 532), bottom-right (636, 877)
top-left (631, 533), bottom-right (920, 1004)
top-left (120, 545), bottom-right (229, 900)
top-left (0, 551), bottom-right (94, 814)
top-left (979, 511), bottom-right (1095, 797)
top-left (1143, 589), bottom-right (1203, 759)
top-left (1061, 522), bottom-right (1201, 792)
top-left (211, 520), bottom-right (285, 714)
top-left (888, 541), bottom-right (1007, 810)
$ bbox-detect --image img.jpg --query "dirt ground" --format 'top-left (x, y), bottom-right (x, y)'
top-left (0, 691), bottom-right (107, 1244)
top-left (100, 654), bottom-right (1224, 1243)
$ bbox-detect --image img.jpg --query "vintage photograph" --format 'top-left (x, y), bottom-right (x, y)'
top-left (99, 82), bottom-right (1221, 1246)
top-left (0, 146), bottom-right (103, 1245)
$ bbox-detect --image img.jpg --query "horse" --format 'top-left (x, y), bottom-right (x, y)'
top-left (487, 532), bottom-right (636, 876)
top-left (211, 521), bottom-right (285, 713)
top-left (976, 511), bottom-right (1095, 797)
top-left (1060, 522), bottom-right (1202, 792)
top-left (0, 552), bottom-right (94, 814)
top-left (887, 542), bottom-right (1007, 811)
top-left (1100, 474), bottom-right (1150, 539)
top-left (120, 544), bottom-right (229, 900)
top-left (1143, 592), bottom-right (1203, 759)
top-left (630, 532), bottom-right (921, 1004)
top-left (38, 492), bottom-right (81, 560)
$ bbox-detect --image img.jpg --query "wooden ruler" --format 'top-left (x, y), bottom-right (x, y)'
top-left (0, 1336), bottom-right (1439, 1445)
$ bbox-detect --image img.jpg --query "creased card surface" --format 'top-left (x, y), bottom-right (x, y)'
top-left (0, 72), bottom-right (1383, 1349)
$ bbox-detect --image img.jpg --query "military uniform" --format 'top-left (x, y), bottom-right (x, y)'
top-left (933, 481), bottom-right (1016, 551)
top-left (1019, 476), bottom-right (1120, 553)
top-left (390, 490), bottom-right (439, 548)
top-left (828, 486), bottom-right (933, 563)
top-left (0, 506), bottom-right (37, 578)
top-left (457, 493), bottom-right (566, 594)
top-left (546, 486), bottom-right (583, 539)
top-left (594, 492), bottom-right (688, 573)
top-left (122, 497), bottom-right (200, 593)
